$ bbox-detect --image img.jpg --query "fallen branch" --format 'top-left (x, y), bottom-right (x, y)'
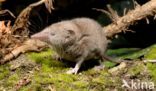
top-left (103, 0), bottom-right (156, 38)
top-left (0, 39), bottom-right (47, 64)
top-left (0, 0), bottom-right (54, 64)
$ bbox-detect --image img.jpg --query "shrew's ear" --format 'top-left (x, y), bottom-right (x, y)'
top-left (67, 30), bottom-right (75, 35)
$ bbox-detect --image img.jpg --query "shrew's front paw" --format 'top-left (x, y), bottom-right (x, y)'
top-left (66, 68), bottom-right (79, 74)
top-left (52, 53), bottom-right (62, 61)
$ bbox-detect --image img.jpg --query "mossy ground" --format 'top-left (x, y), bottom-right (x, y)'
top-left (1, 45), bottom-right (156, 91)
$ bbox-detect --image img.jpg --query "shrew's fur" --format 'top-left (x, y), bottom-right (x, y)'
top-left (31, 18), bottom-right (110, 74)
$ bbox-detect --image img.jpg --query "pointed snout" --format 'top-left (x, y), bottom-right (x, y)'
top-left (31, 32), bottom-right (49, 42)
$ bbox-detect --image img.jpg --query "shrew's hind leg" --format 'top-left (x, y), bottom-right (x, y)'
top-left (94, 53), bottom-right (121, 71)
top-left (93, 59), bottom-right (105, 71)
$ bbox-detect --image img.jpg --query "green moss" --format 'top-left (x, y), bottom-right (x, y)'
top-left (26, 48), bottom-right (88, 90)
top-left (3, 46), bottom-right (155, 90)
top-left (128, 62), bottom-right (144, 76)
top-left (34, 73), bottom-right (76, 84)
top-left (27, 48), bottom-right (65, 68)
top-left (72, 81), bottom-right (89, 88)
top-left (147, 63), bottom-right (156, 83)
top-left (0, 64), bottom-right (10, 80)
top-left (24, 48), bottom-right (129, 90)
top-left (104, 61), bottom-right (116, 68)
top-left (20, 83), bottom-right (43, 91)
top-left (5, 73), bottom-right (19, 87)
top-left (89, 75), bottom-right (121, 91)
top-left (23, 67), bottom-right (79, 90)
top-left (144, 45), bottom-right (156, 59)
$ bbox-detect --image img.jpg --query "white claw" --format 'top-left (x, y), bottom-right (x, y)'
top-left (66, 68), bottom-right (78, 74)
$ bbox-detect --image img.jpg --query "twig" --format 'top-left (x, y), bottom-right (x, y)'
top-left (11, 0), bottom-right (54, 33)
top-left (0, 39), bottom-right (47, 64)
top-left (0, 9), bottom-right (16, 18)
top-left (93, 8), bottom-right (114, 22)
top-left (107, 5), bottom-right (120, 21)
top-left (15, 76), bottom-right (31, 91)
top-left (103, 0), bottom-right (156, 38)
top-left (143, 60), bottom-right (156, 63)
top-left (44, 0), bottom-right (54, 13)
top-left (29, 0), bottom-right (45, 7)
top-left (93, 5), bottom-right (120, 22)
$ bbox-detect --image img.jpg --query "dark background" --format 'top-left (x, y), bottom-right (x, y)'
top-left (1, 0), bottom-right (156, 48)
